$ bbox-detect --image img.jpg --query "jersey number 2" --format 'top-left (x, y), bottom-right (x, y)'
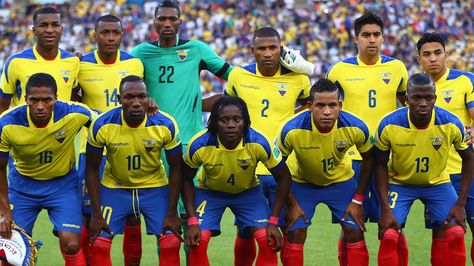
top-left (159, 66), bottom-right (174, 83)
top-left (261, 99), bottom-right (269, 117)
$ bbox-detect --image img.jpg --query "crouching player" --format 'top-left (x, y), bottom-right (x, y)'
top-left (86, 75), bottom-right (183, 265)
top-left (276, 78), bottom-right (373, 265)
top-left (375, 73), bottom-right (474, 266)
top-left (0, 73), bottom-right (95, 265)
top-left (182, 96), bottom-right (292, 266)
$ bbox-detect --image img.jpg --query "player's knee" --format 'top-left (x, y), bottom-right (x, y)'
top-left (59, 232), bottom-right (82, 255)
top-left (445, 226), bottom-right (464, 242)
top-left (341, 225), bottom-right (364, 242)
top-left (62, 240), bottom-right (82, 255)
top-left (159, 234), bottom-right (181, 249)
top-left (381, 228), bottom-right (399, 241)
top-left (286, 228), bottom-right (307, 244)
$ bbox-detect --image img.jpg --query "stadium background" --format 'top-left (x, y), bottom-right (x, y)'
top-left (0, 0), bottom-right (473, 265)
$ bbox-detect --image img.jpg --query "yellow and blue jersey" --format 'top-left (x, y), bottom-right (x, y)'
top-left (327, 55), bottom-right (408, 159)
top-left (277, 110), bottom-right (372, 186)
top-left (0, 101), bottom-right (93, 180)
top-left (434, 68), bottom-right (474, 175)
top-left (88, 108), bottom-right (181, 189)
top-left (0, 46), bottom-right (79, 106)
top-left (184, 128), bottom-right (284, 194)
top-left (375, 107), bottom-right (468, 186)
top-left (225, 63), bottom-right (310, 175)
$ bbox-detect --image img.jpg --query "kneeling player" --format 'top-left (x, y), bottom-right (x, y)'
top-left (86, 76), bottom-right (183, 266)
top-left (276, 78), bottom-right (372, 265)
top-left (0, 73), bottom-right (95, 265)
top-left (376, 73), bottom-right (474, 266)
top-left (182, 96), bottom-right (292, 266)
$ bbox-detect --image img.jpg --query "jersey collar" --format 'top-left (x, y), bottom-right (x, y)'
top-left (255, 64), bottom-right (281, 77)
top-left (217, 136), bottom-right (244, 150)
top-left (435, 68), bottom-right (450, 84)
top-left (357, 55), bottom-right (381, 66)
top-left (33, 45), bottom-right (60, 61)
top-left (407, 108), bottom-right (436, 130)
top-left (27, 106), bottom-right (55, 128)
top-left (120, 110), bottom-right (147, 128)
top-left (94, 50), bottom-right (120, 65)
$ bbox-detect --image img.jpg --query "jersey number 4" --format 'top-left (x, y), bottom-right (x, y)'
top-left (104, 88), bottom-right (119, 107)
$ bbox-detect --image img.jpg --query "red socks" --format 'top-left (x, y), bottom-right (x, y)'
top-left (158, 234), bottom-right (181, 266)
top-left (123, 224), bottom-right (142, 265)
top-left (62, 248), bottom-right (86, 266)
top-left (347, 240), bottom-right (369, 266)
top-left (378, 228), bottom-right (399, 266)
top-left (337, 240), bottom-right (347, 266)
top-left (431, 237), bottom-right (447, 266)
top-left (189, 230), bottom-right (212, 266)
top-left (254, 229), bottom-right (277, 266)
top-left (397, 233), bottom-right (408, 266)
top-left (234, 235), bottom-right (256, 266)
top-left (446, 226), bottom-right (465, 266)
top-left (281, 241), bottom-right (304, 266)
top-left (90, 237), bottom-right (112, 266)
top-left (80, 227), bottom-right (91, 264)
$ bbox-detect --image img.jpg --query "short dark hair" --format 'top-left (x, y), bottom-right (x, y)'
top-left (33, 6), bottom-right (62, 25)
top-left (119, 75), bottom-right (146, 95)
top-left (25, 73), bottom-right (57, 96)
top-left (309, 78), bottom-right (340, 102)
top-left (154, 0), bottom-right (181, 18)
top-left (207, 96), bottom-right (251, 136)
top-left (416, 32), bottom-right (446, 55)
top-left (407, 73), bottom-right (435, 94)
top-left (95, 14), bottom-right (123, 32)
top-left (253, 26), bottom-right (280, 42)
top-left (354, 12), bottom-right (383, 36)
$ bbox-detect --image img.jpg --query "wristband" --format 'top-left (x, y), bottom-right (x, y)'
top-left (353, 193), bottom-right (365, 202)
top-left (269, 216), bottom-right (279, 225)
top-left (187, 216), bottom-right (199, 226)
top-left (352, 198), bottom-right (363, 205)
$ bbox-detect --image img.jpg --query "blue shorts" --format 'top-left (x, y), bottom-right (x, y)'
top-left (9, 167), bottom-right (82, 235)
top-left (258, 175), bottom-right (276, 209)
top-left (195, 186), bottom-right (270, 235)
top-left (388, 183), bottom-right (457, 229)
top-left (352, 160), bottom-right (379, 222)
top-left (78, 153), bottom-right (107, 214)
top-left (99, 185), bottom-right (170, 237)
top-left (281, 179), bottom-right (359, 232)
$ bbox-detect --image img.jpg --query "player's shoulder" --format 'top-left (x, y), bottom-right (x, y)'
top-left (446, 68), bottom-right (474, 84)
top-left (245, 128), bottom-right (272, 151)
top-left (0, 105), bottom-right (28, 128)
top-left (280, 110), bottom-right (312, 139)
top-left (91, 107), bottom-right (122, 134)
top-left (58, 48), bottom-right (78, 61)
top-left (327, 57), bottom-right (357, 76)
top-left (80, 51), bottom-right (96, 64)
top-left (187, 129), bottom-right (216, 155)
top-left (237, 63), bottom-right (257, 75)
top-left (378, 107), bottom-right (409, 129)
top-left (380, 55), bottom-right (406, 69)
top-left (338, 111), bottom-right (369, 131)
top-left (3, 48), bottom-right (36, 69)
top-left (119, 50), bottom-right (140, 62)
top-left (146, 111), bottom-right (178, 131)
top-left (53, 101), bottom-right (92, 120)
top-left (433, 106), bottom-right (464, 127)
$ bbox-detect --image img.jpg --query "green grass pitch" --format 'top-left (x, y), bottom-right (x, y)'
top-left (30, 200), bottom-right (473, 265)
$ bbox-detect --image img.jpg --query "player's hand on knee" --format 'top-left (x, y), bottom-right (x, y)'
top-left (0, 211), bottom-right (12, 239)
top-left (184, 224), bottom-right (200, 247)
top-left (89, 214), bottom-right (111, 245)
top-left (445, 204), bottom-right (467, 232)
top-left (342, 202), bottom-right (366, 232)
top-left (163, 214), bottom-right (183, 242)
top-left (266, 224), bottom-right (282, 252)
top-left (285, 196), bottom-right (307, 233)
top-left (465, 125), bottom-right (473, 144)
top-left (377, 210), bottom-right (399, 240)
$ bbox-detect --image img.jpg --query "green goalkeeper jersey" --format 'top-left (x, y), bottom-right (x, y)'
top-left (131, 39), bottom-right (232, 144)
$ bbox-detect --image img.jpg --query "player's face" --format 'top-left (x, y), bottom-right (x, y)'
top-left (354, 24), bottom-right (383, 57)
top-left (309, 91), bottom-right (341, 132)
top-left (154, 7), bottom-right (181, 40)
top-left (120, 81), bottom-right (149, 125)
top-left (252, 36), bottom-right (281, 72)
top-left (407, 85), bottom-right (436, 122)
top-left (417, 42), bottom-right (448, 80)
top-left (32, 14), bottom-right (63, 50)
top-left (94, 21), bottom-right (123, 55)
top-left (217, 105), bottom-right (244, 144)
top-left (25, 86), bottom-right (57, 126)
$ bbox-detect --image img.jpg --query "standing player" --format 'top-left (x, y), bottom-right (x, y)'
top-left (182, 96), bottom-right (292, 266)
top-left (86, 76), bottom-right (183, 266)
top-left (375, 73), bottom-right (474, 265)
top-left (0, 6), bottom-right (79, 113)
top-left (0, 73), bottom-right (95, 265)
top-left (75, 14), bottom-right (145, 265)
top-left (276, 78), bottom-right (372, 265)
top-left (326, 12), bottom-right (409, 263)
top-left (224, 26), bottom-right (310, 265)
top-left (416, 32), bottom-right (474, 263)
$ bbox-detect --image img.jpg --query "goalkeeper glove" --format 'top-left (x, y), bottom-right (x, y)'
top-left (280, 46), bottom-right (315, 76)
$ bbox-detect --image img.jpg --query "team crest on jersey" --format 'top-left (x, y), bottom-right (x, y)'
top-left (54, 130), bottom-right (66, 143)
top-left (61, 70), bottom-right (71, 83)
top-left (440, 89), bottom-right (454, 103)
top-left (118, 71), bottom-right (129, 77)
top-left (335, 140), bottom-right (348, 152)
top-left (237, 159), bottom-right (250, 170)
top-left (275, 83), bottom-right (289, 96)
top-left (177, 49), bottom-right (189, 62)
top-left (143, 139), bottom-right (158, 152)
top-left (431, 137), bottom-right (444, 150)
top-left (380, 72), bottom-right (392, 84)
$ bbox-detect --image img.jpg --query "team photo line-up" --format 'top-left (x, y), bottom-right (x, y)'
top-left (0, 1), bottom-right (473, 266)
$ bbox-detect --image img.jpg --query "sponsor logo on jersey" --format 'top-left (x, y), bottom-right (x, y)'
top-left (143, 139), bottom-right (158, 152)
top-left (237, 158), bottom-right (250, 170)
top-left (239, 84), bottom-right (259, 90)
top-left (61, 70), bottom-right (71, 83)
top-left (335, 140), bottom-right (348, 152)
top-left (380, 72), bottom-right (391, 84)
top-left (440, 89), bottom-right (454, 103)
top-left (118, 71), bottom-right (129, 77)
top-left (276, 83), bottom-right (289, 96)
top-left (177, 49), bottom-right (189, 62)
top-left (431, 137), bottom-right (443, 150)
top-left (54, 130), bottom-right (66, 143)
